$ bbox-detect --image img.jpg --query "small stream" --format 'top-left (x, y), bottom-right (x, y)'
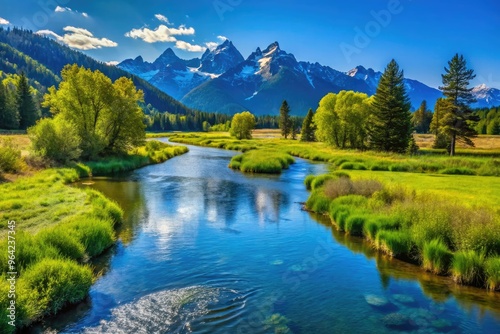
top-left (36, 141), bottom-right (500, 333)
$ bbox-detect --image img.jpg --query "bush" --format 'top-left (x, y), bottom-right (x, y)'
top-left (0, 138), bottom-right (22, 173)
top-left (19, 258), bottom-right (93, 317)
top-left (451, 251), bottom-right (485, 285)
top-left (422, 239), bottom-right (453, 274)
top-left (485, 257), bottom-right (500, 291)
top-left (28, 115), bottom-right (81, 163)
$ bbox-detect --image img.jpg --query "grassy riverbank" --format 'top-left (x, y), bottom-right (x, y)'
top-left (165, 131), bottom-right (500, 291)
top-left (0, 139), bottom-right (188, 332)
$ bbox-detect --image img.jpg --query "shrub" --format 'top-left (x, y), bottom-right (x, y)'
top-left (28, 115), bottom-right (82, 163)
top-left (485, 257), bottom-right (500, 290)
top-left (451, 251), bottom-right (485, 285)
top-left (422, 239), bottom-right (453, 274)
top-left (19, 258), bottom-right (93, 317)
top-left (0, 138), bottom-right (22, 173)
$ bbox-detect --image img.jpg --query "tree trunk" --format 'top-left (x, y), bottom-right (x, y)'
top-left (450, 133), bottom-right (456, 156)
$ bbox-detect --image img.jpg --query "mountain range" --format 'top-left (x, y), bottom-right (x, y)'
top-left (119, 41), bottom-right (500, 116)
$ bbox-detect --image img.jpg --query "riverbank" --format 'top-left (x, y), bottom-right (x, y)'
top-left (166, 132), bottom-right (500, 291)
top-left (0, 140), bottom-right (188, 332)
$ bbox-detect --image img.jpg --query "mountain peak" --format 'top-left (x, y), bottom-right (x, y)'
top-left (199, 40), bottom-right (244, 74)
top-left (474, 83), bottom-right (488, 91)
top-left (154, 48), bottom-right (181, 67)
top-left (263, 42), bottom-right (280, 56)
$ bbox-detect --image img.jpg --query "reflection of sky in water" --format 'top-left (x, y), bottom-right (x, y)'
top-left (45, 142), bottom-right (500, 334)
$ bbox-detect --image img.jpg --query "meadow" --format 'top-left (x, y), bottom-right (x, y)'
top-left (166, 131), bottom-right (500, 291)
top-left (0, 136), bottom-right (188, 332)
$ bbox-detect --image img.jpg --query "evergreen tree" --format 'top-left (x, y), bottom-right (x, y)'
top-left (439, 54), bottom-right (478, 156)
top-left (300, 108), bottom-right (316, 142)
top-left (430, 98), bottom-right (452, 149)
top-left (0, 82), bottom-right (19, 129)
top-left (279, 100), bottom-right (292, 139)
top-left (412, 100), bottom-right (433, 133)
top-left (368, 60), bottom-right (412, 153)
top-left (16, 72), bottom-right (39, 129)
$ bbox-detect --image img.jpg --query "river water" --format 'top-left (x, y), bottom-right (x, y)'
top-left (38, 141), bottom-right (500, 333)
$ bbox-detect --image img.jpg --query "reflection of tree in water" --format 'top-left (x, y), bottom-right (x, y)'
top-left (201, 178), bottom-right (240, 228)
top-left (83, 178), bottom-right (148, 245)
top-left (309, 211), bottom-right (500, 319)
top-left (248, 188), bottom-right (290, 226)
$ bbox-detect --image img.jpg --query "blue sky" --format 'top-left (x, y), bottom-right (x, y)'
top-left (1, 0), bottom-right (500, 89)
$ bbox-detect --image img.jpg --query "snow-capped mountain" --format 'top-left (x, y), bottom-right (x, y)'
top-left (118, 40), bottom-right (243, 100)
top-left (472, 84), bottom-right (500, 108)
top-left (119, 41), bottom-right (500, 115)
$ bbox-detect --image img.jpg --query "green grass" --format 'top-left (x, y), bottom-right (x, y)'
top-left (229, 149), bottom-right (294, 173)
top-left (376, 230), bottom-right (414, 258)
top-left (485, 257), bottom-right (500, 291)
top-left (451, 251), bottom-right (485, 285)
top-left (422, 239), bottom-right (453, 275)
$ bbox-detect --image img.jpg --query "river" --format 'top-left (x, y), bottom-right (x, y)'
top-left (36, 141), bottom-right (500, 333)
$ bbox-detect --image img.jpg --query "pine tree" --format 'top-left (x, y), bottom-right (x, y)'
top-left (412, 100), bottom-right (433, 134)
top-left (0, 82), bottom-right (19, 129)
top-left (279, 100), bottom-right (292, 139)
top-left (16, 72), bottom-right (39, 129)
top-left (430, 98), bottom-right (452, 149)
top-left (300, 108), bottom-right (316, 142)
top-left (368, 59), bottom-right (412, 153)
top-left (439, 54), bottom-right (479, 156)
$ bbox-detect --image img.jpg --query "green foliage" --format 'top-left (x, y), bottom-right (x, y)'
top-left (363, 217), bottom-right (400, 241)
top-left (422, 239), bottom-right (453, 274)
top-left (376, 230), bottom-right (413, 257)
top-left (412, 100), bottom-right (433, 134)
top-left (451, 251), bottom-right (485, 285)
top-left (16, 72), bottom-right (40, 129)
top-left (305, 189), bottom-right (331, 213)
top-left (345, 215), bottom-right (368, 236)
top-left (43, 65), bottom-right (145, 159)
top-left (28, 115), bottom-right (82, 163)
top-left (0, 138), bottom-right (22, 173)
top-left (369, 60), bottom-right (412, 153)
top-left (229, 111), bottom-right (256, 140)
top-left (438, 54), bottom-right (479, 156)
top-left (314, 91), bottom-right (371, 149)
top-left (66, 217), bottom-right (115, 257)
top-left (439, 167), bottom-right (475, 175)
top-left (19, 258), bottom-right (93, 317)
top-left (485, 257), bottom-right (500, 290)
top-left (229, 149), bottom-right (294, 173)
top-left (304, 174), bottom-right (316, 190)
top-left (300, 108), bottom-right (316, 142)
top-left (279, 100), bottom-right (292, 139)
top-left (0, 80), bottom-right (19, 129)
top-left (35, 227), bottom-right (85, 261)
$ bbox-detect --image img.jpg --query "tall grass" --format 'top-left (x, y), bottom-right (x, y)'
top-left (229, 149), bottom-right (294, 173)
top-left (451, 251), bottom-right (485, 285)
top-left (422, 239), bottom-right (453, 274)
top-left (485, 257), bottom-right (500, 291)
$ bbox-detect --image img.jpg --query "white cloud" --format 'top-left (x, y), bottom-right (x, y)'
top-left (205, 42), bottom-right (218, 51)
top-left (125, 24), bottom-right (195, 43)
top-left (217, 35), bottom-right (228, 41)
top-left (36, 26), bottom-right (118, 50)
top-left (154, 14), bottom-right (171, 25)
top-left (55, 6), bottom-right (69, 12)
top-left (54, 6), bottom-right (89, 18)
top-left (175, 40), bottom-right (205, 52)
top-left (106, 61), bottom-right (119, 66)
top-left (0, 17), bottom-right (9, 25)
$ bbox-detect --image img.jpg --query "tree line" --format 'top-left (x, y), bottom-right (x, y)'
top-left (287, 54), bottom-right (480, 156)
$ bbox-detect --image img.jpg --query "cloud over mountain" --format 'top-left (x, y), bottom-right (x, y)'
top-left (36, 26), bottom-right (117, 50)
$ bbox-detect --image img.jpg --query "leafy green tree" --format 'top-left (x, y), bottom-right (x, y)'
top-left (412, 100), bottom-right (433, 134)
top-left (368, 60), bottom-right (412, 153)
top-left (439, 54), bottom-right (478, 156)
top-left (300, 109), bottom-right (316, 142)
top-left (43, 65), bottom-right (145, 159)
top-left (202, 121), bottom-right (211, 132)
top-left (0, 82), bottom-right (19, 129)
top-left (314, 90), bottom-right (371, 149)
top-left (230, 111), bottom-right (256, 139)
top-left (28, 115), bottom-right (81, 163)
top-left (16, 72), bottom-right (40, 129)
top-left (279, 100), bottom-right (292, 139)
